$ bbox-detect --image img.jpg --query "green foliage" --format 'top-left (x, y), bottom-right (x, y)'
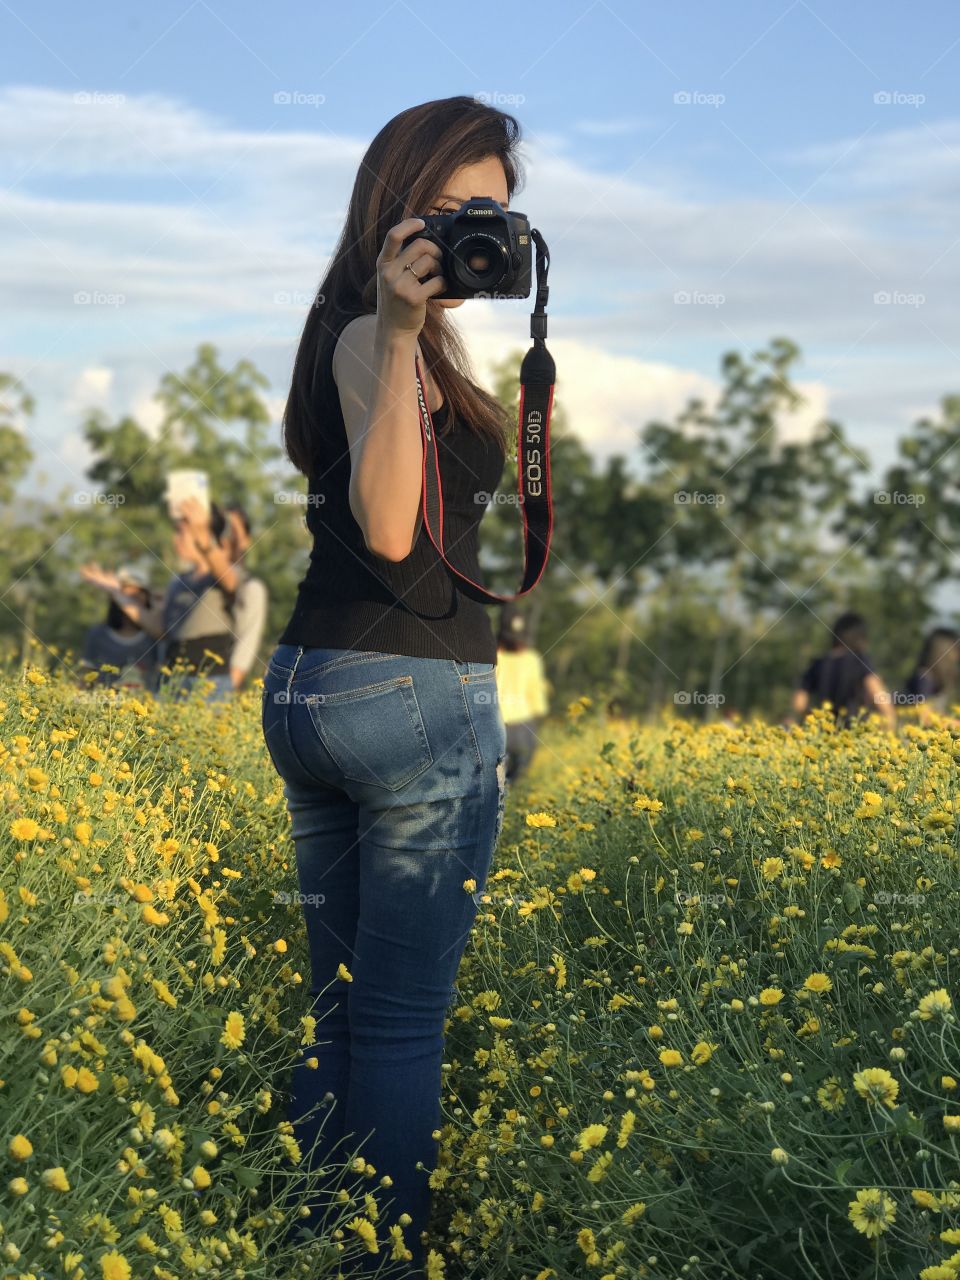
top-left (0, 336), bottom-right (956, 721)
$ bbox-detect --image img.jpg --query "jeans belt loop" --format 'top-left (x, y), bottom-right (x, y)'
top-left (286, 645), bottom-right (304, 702)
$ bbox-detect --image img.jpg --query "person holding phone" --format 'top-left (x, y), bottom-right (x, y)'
top-left (260, 97), bottom-right (524, 1273)
top-left (101, 497), bottom-right (241, 701)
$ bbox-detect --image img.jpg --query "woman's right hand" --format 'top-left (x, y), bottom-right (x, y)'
top-left (375, 217), bottom-right (446, 337)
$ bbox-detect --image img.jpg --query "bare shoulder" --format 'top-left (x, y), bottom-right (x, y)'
top-left (332, 314), bottom-right (379, 387)
top-left (335, 313), bottom-right (427, 378)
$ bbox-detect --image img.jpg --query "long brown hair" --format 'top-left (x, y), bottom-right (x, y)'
top-left (282, 96), bottom-right (525, 476)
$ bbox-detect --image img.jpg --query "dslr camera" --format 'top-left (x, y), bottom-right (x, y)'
top-left (402, 196), bottom-right (532, 299)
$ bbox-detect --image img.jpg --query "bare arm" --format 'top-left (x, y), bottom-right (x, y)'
top-left (864, 672), bottom-right (896, 731)
top-left (790, 688), bottom-right (809, 724)
top-left (336, 217), bottom-right (446, 562)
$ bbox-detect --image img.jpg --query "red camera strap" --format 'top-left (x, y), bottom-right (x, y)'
top-left (414, 228), bottom-right (555, 605)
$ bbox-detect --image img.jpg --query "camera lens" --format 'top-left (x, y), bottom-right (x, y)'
top-left (450, 233), bottom-right (508, 288)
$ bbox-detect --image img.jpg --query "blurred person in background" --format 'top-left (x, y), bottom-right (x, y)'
top-left (77, 562), bottom-right (156, 690)
top-left (224, 501), bottom-right (268, 689)
top-left (495, 605), bottom-right (549, 782)
top-left (87, 497), bottom-right (240, 701)
top-left (901, 626), bottom-right (960, 720)
top-left (791, 611), bottom-right (895, 731)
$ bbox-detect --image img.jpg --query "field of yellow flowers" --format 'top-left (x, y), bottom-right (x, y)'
top-left (3, 669), bottom-right (960, 1280)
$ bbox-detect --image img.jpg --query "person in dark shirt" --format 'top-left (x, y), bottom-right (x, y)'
top-left (78, 564), bottom-right (156, 690)
top-left (792, 611), bottom-right (895, 730)
top-left (902, 627), bottom-right (959, 719)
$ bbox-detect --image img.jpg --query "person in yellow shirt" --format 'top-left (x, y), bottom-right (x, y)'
top-left (495, 607), bottom-right (550, 783)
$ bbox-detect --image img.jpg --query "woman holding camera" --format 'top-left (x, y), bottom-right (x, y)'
top-left (261, 97), bottom-right (523, 1274)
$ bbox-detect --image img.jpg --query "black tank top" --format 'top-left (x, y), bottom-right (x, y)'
top-left (278, 327), bottom-right (506, 664)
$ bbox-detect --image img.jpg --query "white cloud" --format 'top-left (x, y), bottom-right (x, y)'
top-left (64, 366), bottom-right (113, 417)
top-left (1, 85), bottom-right (957, 495)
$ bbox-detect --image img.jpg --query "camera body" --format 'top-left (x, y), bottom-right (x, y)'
top-left (402, 196), bottom-right (532, 299)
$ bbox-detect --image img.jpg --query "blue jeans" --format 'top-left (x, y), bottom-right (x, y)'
top-left (260, 644), bottom-right (508, 1276)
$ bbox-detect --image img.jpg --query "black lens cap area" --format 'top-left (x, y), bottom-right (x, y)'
top-left (452, 234), bottom-right (507, 285)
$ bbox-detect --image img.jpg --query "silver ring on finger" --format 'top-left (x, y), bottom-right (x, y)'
top-left (404, 263), bottom-right (421, 281)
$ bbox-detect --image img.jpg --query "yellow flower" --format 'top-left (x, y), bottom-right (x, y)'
top-left (816, 1077), bottom-right (845, 1112)
top-left (42, 1166), bottom-right (70, 1191)
top-left (803, 973), bottom-right (833, 994)
top-left (862, 791), bottom-right (883, 807)
top-left (853, 1067), bottom-right (899, 1108)
top-left (190, 1164), bottom-right (211, 1189)
top-left (9, 1134), bottom-right (33, 1161)
top-left (761, 857), bottom-right (784, 881)
top-left (759, 987), bottom-right (784, 1007)
top-left (220, 1011), bottom-right (246, 1050)
top-left (10, 817), bottom-right (40, 840)
top-left (8, 1176), bottom-right (28, 1195)
top-left (337, 962), bottom-right (353, 983)
top-left (659, 1049), bottom-right (683, 1067)
top-left (634, 794), bottom-right (664, 814)
top-left (346, 1215), bottom-right (379, 1253)
top-left (771, 1147), bottom-right (789, 1165)
top-left (691, 1040), bottom-right (718, 1065)
top-left (576, 1124), bottom-right (607, 1150)
top-left (526, 812), bottom-right (557, 828)
top-left (100, 1250), bottom-right (132, 1280)
top-left (152, 980), bottom-right (177, 1009)
top-left (917, 989), bottom-right (952, 1020)
top-left (75, 1066), bottom-right (100, 1093)
top-left (848, 1187), bottom-right (895, 1238)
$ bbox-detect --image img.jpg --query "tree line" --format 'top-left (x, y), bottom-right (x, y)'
top-left (0, 336), bottom-right (955, 718)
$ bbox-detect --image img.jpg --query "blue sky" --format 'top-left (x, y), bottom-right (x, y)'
top-left (2, 0), bottom-right (959, 501)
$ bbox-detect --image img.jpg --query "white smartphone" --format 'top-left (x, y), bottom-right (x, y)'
top-left (165, 469), bottom-right (211, 521)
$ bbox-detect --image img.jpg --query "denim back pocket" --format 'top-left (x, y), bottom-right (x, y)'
top-left (304, 674), bottom-right (434, 792)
